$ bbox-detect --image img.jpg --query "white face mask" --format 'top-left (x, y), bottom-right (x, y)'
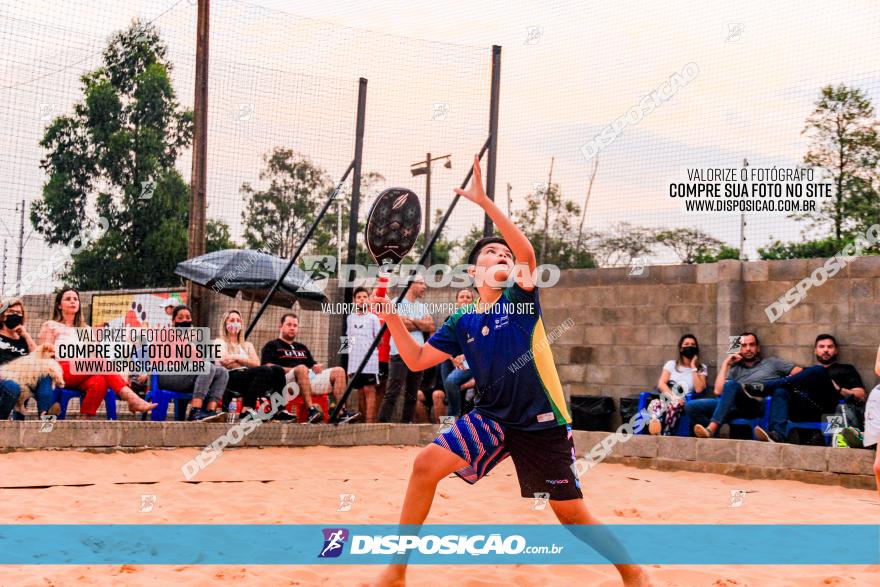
top-left (226, 322), bottom-right (242, 333)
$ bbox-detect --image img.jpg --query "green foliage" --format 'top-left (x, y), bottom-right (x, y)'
top-left (799, 84), bottom-right (880, 240)
top-left (512, 183), bottom-right (596, 269)
top-left (206, 219), bottom-right (236, 252)
top-left (757, 238), bottom-right (851, 260)
top-left (694, 245), bottom-right (740, 264)
top-left (31, 19), bottom-right (194, 289)
top-left (590, 222), bottom-right (655, 267)
top-left (655, 227), bottom-right (728, 264)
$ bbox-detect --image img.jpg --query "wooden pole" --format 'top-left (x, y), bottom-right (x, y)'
top-left (186, 0), bottom-right (209, 325)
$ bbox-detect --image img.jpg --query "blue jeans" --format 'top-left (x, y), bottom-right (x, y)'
top-left (442, 364), bottom-right (472, 419)
top-left (684, 380), bottom-right (769, 431)
top-left (0, 375), bottom-right (55, 420)
top-left (762, 365), bottom-right (837, 438)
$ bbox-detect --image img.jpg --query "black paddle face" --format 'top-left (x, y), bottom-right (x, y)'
top-left (365, 187), bottom-right (422, 266)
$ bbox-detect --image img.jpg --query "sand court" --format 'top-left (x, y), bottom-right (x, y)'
top-left (1, 445), bottom-right (878, 586)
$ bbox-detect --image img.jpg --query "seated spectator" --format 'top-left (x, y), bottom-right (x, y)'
top-left (346, 287), bottom-right (381, 423)
top-left (213, 309), bottom-right (292, 420)
top-left (261, 313), bottom-right (357, 423)
top-left (685, 331), bottom-right (801, 439)
top-left (38, 288), bottom-right (156, 418)
top-left (647, 333), bottom-right (708, 435)
top-left (752, 334), bottom-right (866, 443)
top-left (0, 298), bottom-right (60, 419)
top-left (151, 304), bottom-right (229, 421)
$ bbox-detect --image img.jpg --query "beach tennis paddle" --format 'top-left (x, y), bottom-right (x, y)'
top-left (364, 187), bottom-right (422, 298)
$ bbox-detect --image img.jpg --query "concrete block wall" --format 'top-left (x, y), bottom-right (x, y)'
top-left (544, 257), bottom-right (880, 421)
top-left (13, 255), bottom-right (880, 412)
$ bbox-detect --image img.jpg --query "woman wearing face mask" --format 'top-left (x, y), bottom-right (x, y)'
top-left (0, 298), bottom-right (61, 419)
top-left (646, 333), bottom-right (708, 435)
top-left (38, 288), bottom-right (157, 417)
top-left (154, 305), bottom-right (229, 421)
top-left (214, 309), bottom-right (290, 418)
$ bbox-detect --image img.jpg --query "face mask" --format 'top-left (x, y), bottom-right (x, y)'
top-left (681, 346), bottom-right (698, 359)
top-left (226, 322), bottom-right (242, 333)
top-left (176, 321), bottom-right (193, 329)
top-left (3, 314), bottom-right (23, 329)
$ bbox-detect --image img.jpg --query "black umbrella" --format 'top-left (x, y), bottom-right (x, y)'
top-left (174, 249), bottom-right (329, 312)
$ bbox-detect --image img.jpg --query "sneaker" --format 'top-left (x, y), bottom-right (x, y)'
top-left (186, 408), bottom-right (224, 422)
top-left (272, 409), bottom-right (297, 422)
top-left (199, 410), bottom-right (226, 423)
top-left (648, 418), bottom-right (662, 436)
top-left (842, 426), bottom-right (864, 448)
top-left (337, 409), bottom-right (361, 424)
top-left (694, 424), bottom-right (712, 438)
top-left (307, 405), bottom-right (324, 423)
top-left (753, 425), bottom-right (784, 443)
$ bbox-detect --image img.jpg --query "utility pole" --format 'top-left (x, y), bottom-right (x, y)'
top-left (186, 0), bottom-right (209, 324)
top-left (410, 153), bottom-right (451, 266)
top-left (15, 199), bottom-right (24, 286)
top-left (540, 157), bottom-right (554, 265)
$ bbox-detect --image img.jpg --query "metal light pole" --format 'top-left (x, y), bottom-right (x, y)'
top-left (410, 153), bottom-right (451, 265)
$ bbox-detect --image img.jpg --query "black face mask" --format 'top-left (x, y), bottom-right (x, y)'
top-left (175, 321), bottom-right (193, 329)
top-left (681, 346), bottom-right (698, 359)
top-left (3, 314), bottom-right (23, 329)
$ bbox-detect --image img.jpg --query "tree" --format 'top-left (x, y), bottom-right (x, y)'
top-left (30, 20), bottom-right (194, 289)
top-left (513, 183), bottom-right (595, 269)
top-left (308, 170), bottom-right (385, 266)
top-left (757, 238), bottom-right (860, 260)
top-left (240, 148), bottom-right (332, 259)
top-left (206, 218), bottom-right (236, 252)
top-left (693, 245), bottom-right (740, 264)
top-left (654, 227), bottom-right (726, 264)
top-left (420, 208), bottom-right (456, 266)
top-left (800, 84), bottom-right (880, 239)
top-left (590, 222), bottom-right (656, 267)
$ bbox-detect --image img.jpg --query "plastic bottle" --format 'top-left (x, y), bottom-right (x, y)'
top-left (228, 398), bottom-right (238, 423)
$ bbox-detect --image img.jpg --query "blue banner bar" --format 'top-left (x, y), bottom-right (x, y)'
top-left (0, 525), bottom-right (877, 565)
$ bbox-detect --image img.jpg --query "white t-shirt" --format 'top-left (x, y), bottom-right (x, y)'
top-left (388, 297), bottom-right (429, 356)
top-left (347, 311), bottom-right (381, 374)
top-left (662, 360), bottom-right (708, 393)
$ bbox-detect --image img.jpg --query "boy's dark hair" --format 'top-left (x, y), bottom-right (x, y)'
top-left (280, 312), bottom-right (298, 325)
top-left (353, 286), bottom-right (369, 297)
top-left (815, 333), bottom-right (837, 347)
top-left (466, 236), bottom-right (511, 266)
top-left (739, 331), bottom-right (760, 346)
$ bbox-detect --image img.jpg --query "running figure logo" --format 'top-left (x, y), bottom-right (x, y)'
top-left (318, 528), bottom-right (349, 558)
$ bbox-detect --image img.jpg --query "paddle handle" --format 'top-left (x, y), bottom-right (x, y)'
top-left (374, 274), bottom-right (389, 299)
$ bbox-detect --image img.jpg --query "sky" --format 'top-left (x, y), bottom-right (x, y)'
top-left (1, 0), bottom-right (879, 293)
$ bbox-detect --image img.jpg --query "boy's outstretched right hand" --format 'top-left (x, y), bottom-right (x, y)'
top-left (453, 155), bottom-right (489, 208)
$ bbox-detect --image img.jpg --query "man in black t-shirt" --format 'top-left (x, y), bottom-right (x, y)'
top-left (755, 333), bottom-right (866, 443)
top-left (260, 313), bottom-right (355, 423)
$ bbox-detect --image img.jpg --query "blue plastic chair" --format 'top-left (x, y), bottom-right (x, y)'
top-left (144, 373), bottom-right (193, 421)
top-left (637, 390), bottom-right (694, 436)
top-left (55, 388), bottom-right (118, 420)
top-left (729, 397), bottom-right (772, 439)
top-left (784, 399), bottom-right (845, 446)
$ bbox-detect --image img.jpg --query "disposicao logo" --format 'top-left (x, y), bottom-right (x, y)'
top-left (318, 528), bottom-right (349, 558)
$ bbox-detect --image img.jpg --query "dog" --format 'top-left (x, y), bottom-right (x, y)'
top-left (0, 344), bottom-right (65, 414)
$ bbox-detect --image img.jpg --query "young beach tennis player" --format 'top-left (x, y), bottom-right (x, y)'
top-left (370, 156), bottom-right (650, 586)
